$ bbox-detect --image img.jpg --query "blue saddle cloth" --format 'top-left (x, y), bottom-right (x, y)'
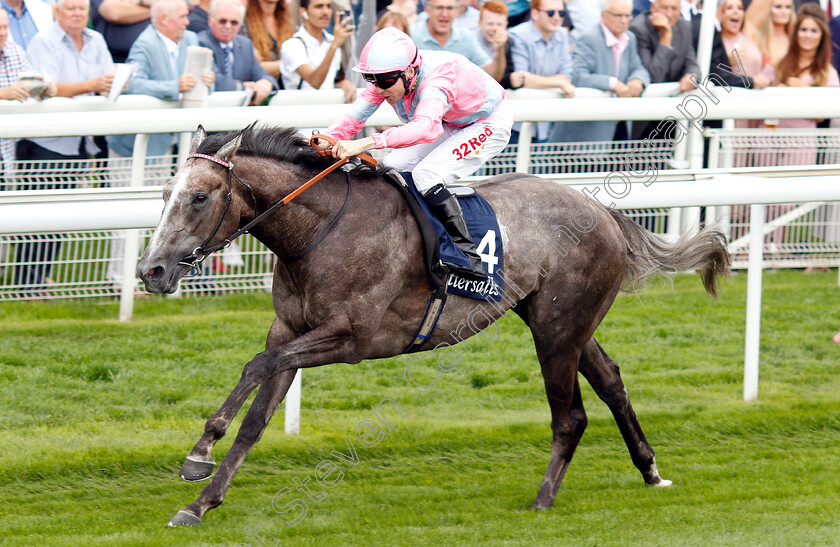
top-left (402, 172), bottom-right (504, 302)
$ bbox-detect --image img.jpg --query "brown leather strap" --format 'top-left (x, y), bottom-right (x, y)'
top-left (281, 156), bottom-right (349, 205)
top-left (310, 133), bottom-right (378, 169)
top-left (195, 152), bottom-right (349, 256)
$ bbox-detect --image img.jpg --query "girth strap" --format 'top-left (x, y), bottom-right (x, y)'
top-left (403, 284), bottom-right (448, 353)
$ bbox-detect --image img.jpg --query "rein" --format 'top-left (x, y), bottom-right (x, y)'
top-left (178, 135), bottom-right (376, 274)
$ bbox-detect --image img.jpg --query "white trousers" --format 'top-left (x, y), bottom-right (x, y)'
top-left (383, 99), bottom-right (513, 194)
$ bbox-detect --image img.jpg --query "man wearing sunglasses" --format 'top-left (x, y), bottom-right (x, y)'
top-left (199, 0), bottom-right (277, 105)
top-left (324, 27), bottom-right (513, 281)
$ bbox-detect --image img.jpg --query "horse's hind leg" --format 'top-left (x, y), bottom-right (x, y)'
top-left (180, 318), bottom-right (295, 482)
top-left (532, 343), bottom-right (588, 510)
top-left (578, 337), bottom-right (671, 487)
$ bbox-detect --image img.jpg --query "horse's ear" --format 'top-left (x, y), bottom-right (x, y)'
top-left (216, 132), bottom-right (243, 162)
top-left (189, 125), bottom-right (207, 155)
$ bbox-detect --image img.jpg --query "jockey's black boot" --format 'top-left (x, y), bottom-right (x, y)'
top-left (423, 184), bottom-right (486, 280)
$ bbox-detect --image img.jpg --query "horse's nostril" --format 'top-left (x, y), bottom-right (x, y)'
top-left (148, 266), bottom-right (163, 278)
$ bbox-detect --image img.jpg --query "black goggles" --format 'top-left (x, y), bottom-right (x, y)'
top-left (362, 70), bottom-right (404, 89)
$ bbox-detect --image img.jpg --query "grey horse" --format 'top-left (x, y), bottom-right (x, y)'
top-left (136, 125), bottom-right (730, 526)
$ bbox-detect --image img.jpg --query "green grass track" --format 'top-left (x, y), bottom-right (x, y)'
top-left (1, 269), bottom-right (838, 546)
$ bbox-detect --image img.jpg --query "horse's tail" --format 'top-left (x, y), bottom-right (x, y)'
top-left (609, 209), bottom-right (731, 298)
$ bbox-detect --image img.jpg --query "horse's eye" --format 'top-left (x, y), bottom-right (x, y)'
top-left (193, 194), bottom-right (207, 205)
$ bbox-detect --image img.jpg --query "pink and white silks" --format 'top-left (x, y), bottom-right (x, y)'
top-left (326, 50), bottom-right (513, 194)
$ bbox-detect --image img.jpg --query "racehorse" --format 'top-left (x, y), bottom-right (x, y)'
top-left (137, 125), bottom-right (730, 526)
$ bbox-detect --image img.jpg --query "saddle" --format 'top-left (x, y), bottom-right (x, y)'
top-left (382, 170), bottom-right (504, 302)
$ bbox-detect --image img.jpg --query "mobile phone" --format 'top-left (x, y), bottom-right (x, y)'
top-left (339, 9), bottom-right (353, 24)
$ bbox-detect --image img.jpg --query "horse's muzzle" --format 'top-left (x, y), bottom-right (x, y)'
top-left (137, 261), bottom-right (180, 294)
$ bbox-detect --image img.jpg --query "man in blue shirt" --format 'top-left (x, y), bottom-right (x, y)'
top-left (0, 0), bottom-right (52, 49)
top-left (410, 0), bottom-right (504, 78)
top-left (15, 0), bottom-right (114, 294)
top-left (508, 0), bottom-right (576, 141)
top-left (24, 0), bottom-right (114, 157)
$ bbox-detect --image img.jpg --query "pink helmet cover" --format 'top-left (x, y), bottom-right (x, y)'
top-left (354, 27), bottom-right (420, 74)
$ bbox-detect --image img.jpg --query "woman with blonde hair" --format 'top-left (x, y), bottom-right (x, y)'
top-left (245, 0), bottom-right (296, 80)
top-left (375, 10), bottom-right (411, 34)
top-left (717, 0), bottom-right (769, 132)
top-left (744, 0), bottom-right (796, 68)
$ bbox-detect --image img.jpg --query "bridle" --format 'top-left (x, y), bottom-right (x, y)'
top-left (177, 134), bottom-right (376, 275)
top-left (177, 153), bottom-right (252, 274)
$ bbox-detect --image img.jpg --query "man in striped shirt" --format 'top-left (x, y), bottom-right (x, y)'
top-left (0, 9), bottom-right (54, 182)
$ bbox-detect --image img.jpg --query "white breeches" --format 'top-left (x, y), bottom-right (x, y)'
top-left (382, 98), bottom-right (513, 194)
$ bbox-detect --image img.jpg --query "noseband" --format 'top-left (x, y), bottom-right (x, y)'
top-left (178, 138), bottom-right (376, 275)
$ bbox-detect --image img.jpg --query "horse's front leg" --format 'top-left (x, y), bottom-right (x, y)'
top-left (168, 319), bottom-right (362, 526)
top-left (179, 318), bottom-right (296, 482)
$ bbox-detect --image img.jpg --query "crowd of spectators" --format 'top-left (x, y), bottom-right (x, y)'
top-left (4, 0), bottom-right (840, 156)
top-left (2, 0), bottom-right (840, 293)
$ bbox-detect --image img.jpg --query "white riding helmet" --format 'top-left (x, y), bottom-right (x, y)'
top-left (353, 27), bottom-right (420, 74)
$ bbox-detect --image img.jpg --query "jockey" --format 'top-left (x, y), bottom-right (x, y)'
top-left (325, 27), bottom-right (513, 281)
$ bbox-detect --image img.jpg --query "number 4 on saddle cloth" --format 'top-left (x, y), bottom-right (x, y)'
top-left (386, 170), bottom-right (505, 303)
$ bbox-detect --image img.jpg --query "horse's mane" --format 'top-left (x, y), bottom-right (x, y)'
top-left (196, 124), bottom-right (385, 178)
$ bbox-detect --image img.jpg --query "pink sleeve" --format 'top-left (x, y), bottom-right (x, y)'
top-left (377, 96), bottom-right (448, 149)
top-left (326, 114), bottom-right (366, 141)
top-left (326, 86), bottom-right (386, 141)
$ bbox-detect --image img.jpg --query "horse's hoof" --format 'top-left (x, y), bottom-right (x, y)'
top-left (179, 457), bottom-right (215, 482)
top-left (644, 463), bottom-right (672, 488)
top-left (167, 510), bottom-right (202, 527)
top-left (530, 501), bottom-right (552, 511)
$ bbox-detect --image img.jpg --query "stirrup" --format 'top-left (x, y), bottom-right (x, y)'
top-left (438, 256), bottom-right (485, 281)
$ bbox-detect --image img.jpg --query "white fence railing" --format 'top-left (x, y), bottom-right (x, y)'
top-left (3, 88), bottom-right (840, 295)
top-left (706, 128), bottom-right (840, 269)
top-left (4, 87), bottom-right (840, 411)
